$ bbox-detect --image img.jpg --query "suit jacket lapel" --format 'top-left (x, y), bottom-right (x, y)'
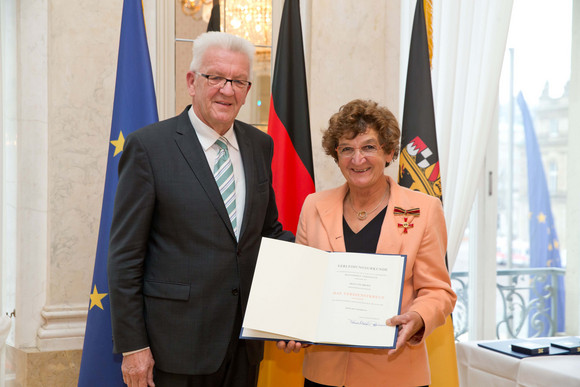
top-left (173, 107), bottom-right (236, 239)
top-left (235, 122), bottom-right (253, 242)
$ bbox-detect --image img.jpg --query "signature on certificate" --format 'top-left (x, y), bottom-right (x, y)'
top-left (349, 319), bottom-right (383, 327)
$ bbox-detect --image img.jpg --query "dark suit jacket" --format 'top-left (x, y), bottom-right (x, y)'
top-left (108, 106), bottom-right (293, 375)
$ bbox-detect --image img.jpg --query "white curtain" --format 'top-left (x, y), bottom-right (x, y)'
top-left (431, 0), bottom-right (514, 269)
top-left (0, 316), bottom-right (10, 351)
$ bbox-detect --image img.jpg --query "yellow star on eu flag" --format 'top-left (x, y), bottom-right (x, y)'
top-left (537, 212), bottom-right (546, 223)
top-left (110, 131), bottom-right (125, 157)
top-left (89, 285), bottom-right (108, 310)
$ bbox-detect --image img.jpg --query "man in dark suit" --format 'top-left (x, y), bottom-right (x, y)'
top-left (108, 31), bottom-right (294, 387)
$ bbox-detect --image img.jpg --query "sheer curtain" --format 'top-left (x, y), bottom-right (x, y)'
top-left (431, 0), bottom-right (514, 269)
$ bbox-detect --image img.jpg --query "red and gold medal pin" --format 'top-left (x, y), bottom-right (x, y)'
top-left (394, 207), bottom-right (420, 234)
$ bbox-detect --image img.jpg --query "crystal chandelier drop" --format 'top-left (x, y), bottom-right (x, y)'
top-left (181, 0), bottom-right (213, 21)
top-left (222, 0), bottom-right (272, 46)
top-left (181, 0), bottom-right (272, 47)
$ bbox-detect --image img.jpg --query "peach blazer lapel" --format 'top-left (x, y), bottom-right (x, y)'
top-left (313, 176), bottom-right (410, 255)
top-left (377, 176), bottom-right (404, 254)
top-left (314, 184), bottom-right (348, 252)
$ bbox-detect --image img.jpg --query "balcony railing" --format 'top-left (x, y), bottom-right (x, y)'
top-left (450, 267), bottom-right (566, 340)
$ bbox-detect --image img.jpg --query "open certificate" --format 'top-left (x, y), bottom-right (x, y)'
top-left (241, 237), bottom-right (406, 348)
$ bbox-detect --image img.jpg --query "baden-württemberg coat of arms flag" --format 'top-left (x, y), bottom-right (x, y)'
top-left (399, 0), bottom-right (441, 200)
top-left (398, 1), bottom-right (458, 386)
top-left (78, 1), bottom-right (158, 385)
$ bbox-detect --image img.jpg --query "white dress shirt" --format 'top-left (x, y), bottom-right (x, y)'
top-left (188, 107), bottom-right (246, 240)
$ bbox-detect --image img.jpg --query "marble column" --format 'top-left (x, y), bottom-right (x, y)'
top-left (6, 0), bottom-right (120, 385)
top-left (39, 0), bottom-right (120, 352)
top-left (308, 0), bottom-right (401, 191)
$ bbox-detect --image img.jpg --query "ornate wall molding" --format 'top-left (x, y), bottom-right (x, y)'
top-left (37, 304), bottom-right (87, 351)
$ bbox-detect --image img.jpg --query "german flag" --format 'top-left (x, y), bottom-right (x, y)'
top-left (258, 1), bottom-right (314, 386)
top-left (267, 0), bottom-right (315, 235)
top-left (399, 1), bottom-right (459, 386)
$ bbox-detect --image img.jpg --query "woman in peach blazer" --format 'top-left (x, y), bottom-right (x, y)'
top-left (278, 100), bottom-right (456, 387)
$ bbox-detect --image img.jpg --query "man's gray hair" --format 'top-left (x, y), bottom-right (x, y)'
top-left (189, 32), bottom-right (255, 76)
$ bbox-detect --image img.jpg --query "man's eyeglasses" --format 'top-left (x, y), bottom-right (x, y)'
top-left (335, 144), bottom-right (384, 158)
top-left (196, 73), bottom-right (251, 90)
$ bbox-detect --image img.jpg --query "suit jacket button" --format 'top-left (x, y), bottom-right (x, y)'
top-left (232, 288), bottom-right (239, 296)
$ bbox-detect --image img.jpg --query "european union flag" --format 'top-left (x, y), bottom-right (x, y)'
top-left (78, 1), bottom-right (158, 385)
top-left (517, 92), bottom-right (565, 336)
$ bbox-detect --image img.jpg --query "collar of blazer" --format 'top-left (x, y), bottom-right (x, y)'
top-left (314, 175), bottom-right (405, 254)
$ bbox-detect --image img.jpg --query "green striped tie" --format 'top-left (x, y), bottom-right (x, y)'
top-left (213, 137), bottom-right (237, 235)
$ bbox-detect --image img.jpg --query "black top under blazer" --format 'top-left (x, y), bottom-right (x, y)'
top-left (107, 106), bottom-right (293, 375)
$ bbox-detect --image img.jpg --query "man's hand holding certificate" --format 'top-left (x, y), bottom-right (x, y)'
top-left (241, 238), bottom-right (406, 348)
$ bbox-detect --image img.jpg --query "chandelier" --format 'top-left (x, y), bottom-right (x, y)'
top-left (223, 0), bottom-right (272, 46)
top-left (181, 0), bottom-right (272, 47)
top-left (181, 0), bottom-right (213, 21)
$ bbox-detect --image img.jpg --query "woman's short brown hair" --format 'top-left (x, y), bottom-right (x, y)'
top-left (322, 99), bottom-right (400, 166)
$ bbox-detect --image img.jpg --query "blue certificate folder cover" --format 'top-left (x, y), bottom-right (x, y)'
top-left (478, 337), bottom-right (580, 358)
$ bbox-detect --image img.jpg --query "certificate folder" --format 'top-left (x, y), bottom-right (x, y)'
top-left (511, 341), bottom-right (549, 355)
top-left (241, 238), bottom-right (406, 348)
top-left (478, 338), bottom-right (571, 358)
top-left (551, 337), bottom-right (580, 353)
